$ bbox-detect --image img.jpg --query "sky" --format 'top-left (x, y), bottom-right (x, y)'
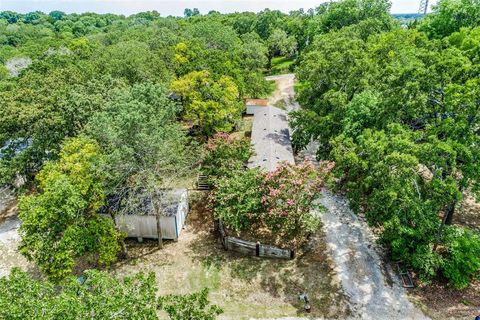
top-left (0, 0), bottom-right (438, 15)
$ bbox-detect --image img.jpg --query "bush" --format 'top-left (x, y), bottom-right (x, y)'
top-left (209, 169), bottom-right (264, 232)
top-left (201, 132), bottom-right (253, 180)
top-left (442, 227), bottom-right (480, 289)
top-left (210, 161), bottom-right (322, 242)
top-left (261, 162), bottom-right (323, 239)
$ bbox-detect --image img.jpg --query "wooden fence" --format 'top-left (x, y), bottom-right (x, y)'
top-left (216, 219), bottom-right (294, 259)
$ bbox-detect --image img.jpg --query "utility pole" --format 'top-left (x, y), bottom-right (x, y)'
top-left (419, 0), bottom-right (429, 15)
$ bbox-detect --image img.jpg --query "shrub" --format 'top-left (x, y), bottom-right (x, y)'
top-left (261, 161), bottom-right (323, 239)
top-left (201, 132), bottom-right (253, 180)
top-left (442, 227), bottom-right (480, 289)
top-left (209, 169), bottom-right (264, 232)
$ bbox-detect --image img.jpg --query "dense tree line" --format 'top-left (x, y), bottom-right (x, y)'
top-left (0, 4), bottom-right (310, 302)
top-left (292, 0), bottom-right (480, 288)
top-left (1, 0), bottom-right (479, 313)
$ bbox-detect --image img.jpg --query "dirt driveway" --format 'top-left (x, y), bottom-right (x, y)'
top-left (112, 193), bottom-right (349, 320)
top-left (276, 73), bottom-right (429, 319)
top-left (0, 190), bottom-right (33, 277)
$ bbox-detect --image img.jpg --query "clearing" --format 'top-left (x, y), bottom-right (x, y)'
top-left (112, 193), bottom-right (349, 319)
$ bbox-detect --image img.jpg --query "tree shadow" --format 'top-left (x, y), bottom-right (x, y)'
top-left (187, 217), bottom-right (350, 318)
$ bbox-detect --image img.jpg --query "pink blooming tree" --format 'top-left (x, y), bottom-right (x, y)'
top-left (210, 160), bottom-right (324, 242)
top-left (261, 161), bottom-right (323, 240)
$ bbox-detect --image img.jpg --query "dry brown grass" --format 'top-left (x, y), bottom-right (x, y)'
top-left (111, 192), bottom-right (349, 319)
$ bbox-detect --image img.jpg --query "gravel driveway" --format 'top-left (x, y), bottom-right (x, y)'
top-left (273, 73), bottom-right (429, 320)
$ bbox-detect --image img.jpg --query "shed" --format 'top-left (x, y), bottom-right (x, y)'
top-left (245, 98), bottom-right (269, 115)
top-left (102, 189), bottom-right (189, 242)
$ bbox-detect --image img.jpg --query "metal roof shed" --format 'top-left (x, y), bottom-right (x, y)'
top-left (103, 189), bottom-right (189, 242)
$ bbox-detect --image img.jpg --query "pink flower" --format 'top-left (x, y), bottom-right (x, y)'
top-left (287, 199), bottom-right (295, 206)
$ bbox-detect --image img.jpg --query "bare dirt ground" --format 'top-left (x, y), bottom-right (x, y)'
top-left (266, 74), bottom-right (300, 113)
top-left (274, 73), bottom-right (430, 319)
top-left (0, 190), bottom-right (33, 277)
top-left (112, 192), bottom-right (349, 320)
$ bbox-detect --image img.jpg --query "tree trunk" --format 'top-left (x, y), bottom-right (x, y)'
top-left (154, 202), bottom-right (163, 248)
top-left (433, 202), bottom-right (455, 251)
top-left (267, 52), bottom-right (273, 70)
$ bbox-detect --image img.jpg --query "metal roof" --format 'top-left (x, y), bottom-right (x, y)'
top-left (247, 106), bottom-right (295, 172)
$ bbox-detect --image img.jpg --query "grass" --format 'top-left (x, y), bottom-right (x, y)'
top-left (111, 194), bottom-right (349, 319)
top-left (269, 56), bottom-right (296, 76)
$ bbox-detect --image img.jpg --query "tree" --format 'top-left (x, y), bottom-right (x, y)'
top-left (420, 0), bottom-right (480, 38)
top-left (209, 169), bottom-right (264, 232)
top-left (201, 132), bottom-right (253, 180)
top-left (171, 71), bottom-right (243, 136)
top-left (267, 29), bottom-right (297, 67)
top-left (0, 65), bottom-right (123, 185)
top-left (18, 138), bottom-right (123, 281)
top-left (184, 8), bottom-right (200, 17)
top-left (309, 0), bottom-right (395, 35)
top-left (292, 7), bottom-right (480, 286)
top-left (85, 83), bottom-right (197, 247)
top-left (0, 268), bottom-right (223, 319)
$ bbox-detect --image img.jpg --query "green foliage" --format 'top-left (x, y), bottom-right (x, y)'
top-left (443, 227), bottom-right (480, 289)
top-left (171, 71), bottom-right (243, 136)
top-left (18, 138), bottom-right (123, 281)
top-left (267, 29), bottom-right (298, 60)
top-left (209, 169), bottom-right (264, 232)
top-left (420, 0), bottom-right (480, 38)
top-left (201, 132), bottom-right (253, 179)
top-left (309, 0), bottom-right (395, 35)
top-left (0, 268), bottom-right (222, 319)
top-left (293, 0), bottom-right (480, 287)
top-left (0, 11), bottom-right (280, 186)
top-left (85, 83), bottom-right (195, 193)
top-left (158, 288), bottom-right (223, 320)
top-left (210, 162), bottom-right (322, 241)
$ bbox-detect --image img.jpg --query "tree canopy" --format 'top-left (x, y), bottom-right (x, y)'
top-left (291, 0), bottom-right (480, 288)
top-left (18, 138), bottom-right (123, 281)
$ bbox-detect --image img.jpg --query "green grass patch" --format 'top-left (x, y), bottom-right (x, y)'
top-left (269, 56), bottom-right (295, 75)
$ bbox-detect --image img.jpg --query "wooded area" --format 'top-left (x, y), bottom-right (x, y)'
top-left (1, 0), bottom-right (480, 318)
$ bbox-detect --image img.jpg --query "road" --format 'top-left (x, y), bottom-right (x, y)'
top-left (272, 73), bottom-right (429, 320)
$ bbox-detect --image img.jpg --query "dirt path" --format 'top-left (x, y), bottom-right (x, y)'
top-left (266, 74), bottom-right (300, 113)
top-left (319, 191), bottom-right (428, 319)
top-left (0, 189), bottom-right (32, 277)
top-left (275, 73), bottom-right (429, 319)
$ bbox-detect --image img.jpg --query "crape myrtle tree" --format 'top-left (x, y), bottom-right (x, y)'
top-left (0, 268), bottom-right (223, 320)
top-left (18, 138), bottom-right (123, 281)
